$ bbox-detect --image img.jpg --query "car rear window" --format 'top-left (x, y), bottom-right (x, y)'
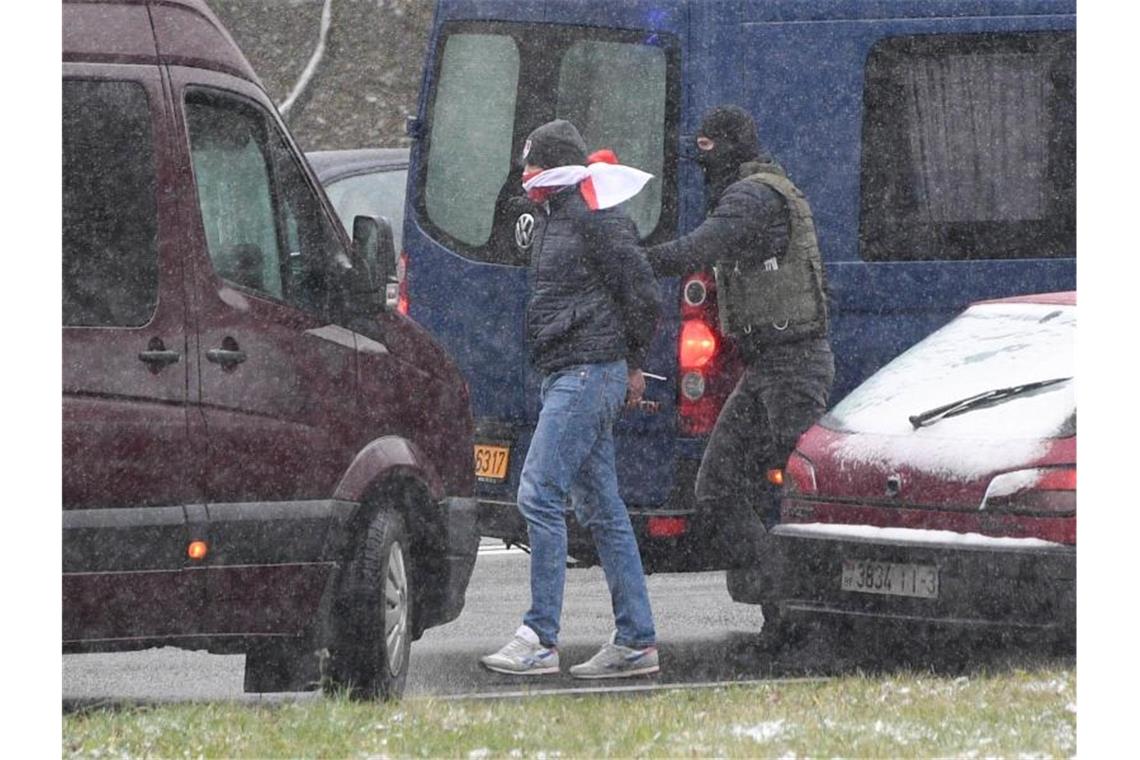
top-left (324, 168), bottom-right (407, 252)
top-left (822, 302), bottom-right (1075, 439)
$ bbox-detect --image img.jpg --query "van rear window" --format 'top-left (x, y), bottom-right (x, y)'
top-left (62, 80), bottom-right (158, 327)
top-left (859, 32), bottom-right (1075, 262)
top-left (421, 23), bottom-right (677, 263)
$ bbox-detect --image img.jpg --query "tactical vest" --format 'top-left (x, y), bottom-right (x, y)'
top-left (714, 169), bottom-right (829, 346)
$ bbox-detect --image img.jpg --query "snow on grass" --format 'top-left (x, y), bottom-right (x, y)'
top-left (731, 719), bottom-right (787, 742)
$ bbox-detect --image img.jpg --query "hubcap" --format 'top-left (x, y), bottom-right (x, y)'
top-left (383, 540), bottom-right (409, 676)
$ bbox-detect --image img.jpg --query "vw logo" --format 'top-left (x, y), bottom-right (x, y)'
top-left (514, 212), bottom-right (536, 251)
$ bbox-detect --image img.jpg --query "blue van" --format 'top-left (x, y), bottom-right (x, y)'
top-left (398, 0), bottom-right (1076, 574)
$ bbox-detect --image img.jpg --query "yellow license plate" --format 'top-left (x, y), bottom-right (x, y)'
top-left (474, 443), bottom-right (510, 482)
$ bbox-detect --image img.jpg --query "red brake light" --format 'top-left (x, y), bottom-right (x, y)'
top-left (679, 319), bottom-right (717, 369)
top-left (647, 516), bottom-right (688, 538)
top-left (981, 466), bottom-right (1076, 515)
top-left (677, 271), bottom-right (741, 437)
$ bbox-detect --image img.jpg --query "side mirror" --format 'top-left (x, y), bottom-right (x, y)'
top-left (354, 214), bottom-right (396, 289)
top-left (351, 214), bottom-right (396, 313)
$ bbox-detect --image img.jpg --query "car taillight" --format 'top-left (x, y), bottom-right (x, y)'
top-left (784, 451), bottom-right (817, 495)
top-left (677, 272), bottom-right (741, 436)
top-left (981, 466), bottom-right (1076, 515)
top-left (396, 250), bottom-right (409, 315)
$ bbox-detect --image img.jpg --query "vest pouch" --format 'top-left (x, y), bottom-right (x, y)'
top-left (714, 257), bottom-right (826, 345)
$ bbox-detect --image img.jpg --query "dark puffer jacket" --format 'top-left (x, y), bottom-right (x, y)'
top-left (526, 187), bottom-right (660, 374)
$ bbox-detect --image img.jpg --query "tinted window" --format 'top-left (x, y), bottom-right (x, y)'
top-left (186, 90), bottom-right (345, 313)
top-left (425, 33), bottom-right (520, 248)
top-left (62, 80), bottom-right (158, 327)
top-left (860, 33), bottom-right (1075, 261)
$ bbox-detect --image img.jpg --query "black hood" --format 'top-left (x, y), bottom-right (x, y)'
top-left (696, 105), bottom-right (763, 202)
top-left (521, 119), bottom-right (588, 169)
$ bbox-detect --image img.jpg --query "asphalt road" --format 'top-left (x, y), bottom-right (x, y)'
top-left (63, 545), bottom-right (1073, 706)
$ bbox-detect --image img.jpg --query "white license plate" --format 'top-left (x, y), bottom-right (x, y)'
top-left (840, 559), bottom-right (939, 599)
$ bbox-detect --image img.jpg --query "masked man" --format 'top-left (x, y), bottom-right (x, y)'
top-left (645, 105), bottom-right (835, 565)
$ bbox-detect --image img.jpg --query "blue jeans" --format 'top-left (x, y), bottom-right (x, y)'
top-left (518, 360), bottom-right (657, 649)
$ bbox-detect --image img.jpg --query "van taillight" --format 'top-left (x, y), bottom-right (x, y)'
top-left (396, 251), bottom-right (409, 315)
top-left (679, 320), bottom-right (717, 369)
top-left (677, 272), bottom-right (741, 436)
top-left (981, 466), bottom-right (1076, 515)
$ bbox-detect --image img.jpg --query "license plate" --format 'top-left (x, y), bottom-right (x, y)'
top-left (474, 443), bottom-right (510, 483)
top-left (840, 559), bottom-right (939, 599)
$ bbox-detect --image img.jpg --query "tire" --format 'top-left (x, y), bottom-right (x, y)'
top-left (755, 603), bottom-right (807, 655)
top-left (324, 508), bottom-right (413, 700)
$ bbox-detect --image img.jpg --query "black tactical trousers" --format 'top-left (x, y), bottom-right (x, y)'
top-left (695, 337), bottom-right (834, 565)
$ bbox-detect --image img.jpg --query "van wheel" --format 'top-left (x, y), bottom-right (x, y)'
top-left (324, 508), bottom-right (413, 700)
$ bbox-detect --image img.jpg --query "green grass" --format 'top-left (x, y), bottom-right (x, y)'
top-left (63, 667), bottom-right (1075, 758)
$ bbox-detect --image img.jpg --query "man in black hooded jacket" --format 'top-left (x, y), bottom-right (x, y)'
top-left (481, 119), bottom-right (663, 680)
top-left (645, 105), bottom-right (835, 566)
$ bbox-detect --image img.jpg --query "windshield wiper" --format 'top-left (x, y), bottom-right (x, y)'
top-left (908, 377), bottom-right (1072, 430)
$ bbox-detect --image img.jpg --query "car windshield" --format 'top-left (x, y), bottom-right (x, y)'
top-left (822, 301), bottom-right (1075, 438)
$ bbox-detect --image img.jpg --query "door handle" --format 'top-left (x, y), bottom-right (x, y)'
top-left (139, 337), bottom-right (180, 373)
top-left (206, 348), bottom-right (248, 368)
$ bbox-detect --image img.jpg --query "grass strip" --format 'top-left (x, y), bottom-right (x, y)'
top-left (64, 666), bottom-right (1075, 758)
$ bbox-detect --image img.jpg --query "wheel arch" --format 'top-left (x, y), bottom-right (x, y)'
top-left (331, 436), bottom-right (451, 640)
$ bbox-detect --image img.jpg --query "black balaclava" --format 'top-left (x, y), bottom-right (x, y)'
top-left (695, 105), bottom-right (762, 201)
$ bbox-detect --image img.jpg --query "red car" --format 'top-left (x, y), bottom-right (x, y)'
top-left (729, 292), bottom-right (1075, 645)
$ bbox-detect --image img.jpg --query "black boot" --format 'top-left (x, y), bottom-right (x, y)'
top-left (697, 497), bottom-right (769, 569)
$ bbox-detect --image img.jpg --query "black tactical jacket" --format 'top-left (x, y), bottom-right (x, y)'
top-left (646, 158), bottom-right (789, 279)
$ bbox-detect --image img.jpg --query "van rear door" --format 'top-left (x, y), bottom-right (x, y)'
top-left (408, 19), bottom-right (682, 514)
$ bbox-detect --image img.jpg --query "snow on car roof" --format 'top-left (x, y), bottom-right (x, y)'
top-left (822, 300), bottom-right (1075, 481)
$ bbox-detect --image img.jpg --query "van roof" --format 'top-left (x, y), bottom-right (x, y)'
top-left (63, 0), bottom-right (260, 86)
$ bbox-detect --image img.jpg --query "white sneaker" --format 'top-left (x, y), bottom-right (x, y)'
top-left (569, 632), bottom-right (660, 679)
top-left (480, 624), bottom-right (560, 675)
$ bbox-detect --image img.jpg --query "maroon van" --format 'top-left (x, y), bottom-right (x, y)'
top-left (62, 0), bottom-right (477, 700)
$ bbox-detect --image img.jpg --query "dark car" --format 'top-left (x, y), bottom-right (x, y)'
top-left (307, 148), bottom-right (409, 307)
top-left (62, 0), bottom-right (477, 700)
top-left (729, 292), bottom-right (1076, 646)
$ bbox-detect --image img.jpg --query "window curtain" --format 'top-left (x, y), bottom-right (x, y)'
top-left (903, 53), bottom-right (1051, 224)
